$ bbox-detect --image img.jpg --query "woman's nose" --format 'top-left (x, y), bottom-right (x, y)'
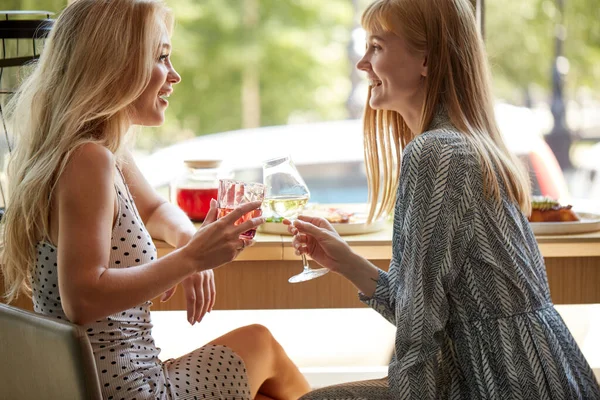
top-left (356, 55), bottom-right (370, 72)
top-left (169, 66), bottom-right (181, 84)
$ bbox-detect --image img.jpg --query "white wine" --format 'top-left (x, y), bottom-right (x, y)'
top-left (263, 195), bottom-right (309, 219)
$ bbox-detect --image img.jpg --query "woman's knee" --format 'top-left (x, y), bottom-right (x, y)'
top-left (238, 324), bottom-right (274, 347)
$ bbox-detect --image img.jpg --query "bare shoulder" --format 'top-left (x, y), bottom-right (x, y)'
top-left (59, 142), bottom-right (115, 191)
top-left (51, 142), bottom-right (117, 245)
top-left (69, 142), bottom-right (114, 169)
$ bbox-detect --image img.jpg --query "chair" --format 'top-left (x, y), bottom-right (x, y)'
top-left (0, 302), bottom-right (102, 400)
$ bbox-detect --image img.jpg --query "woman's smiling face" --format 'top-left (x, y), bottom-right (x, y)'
top-left (130, 24), bottom-right (181, 127)
top-left (356, 30), bottom-right (427, 114)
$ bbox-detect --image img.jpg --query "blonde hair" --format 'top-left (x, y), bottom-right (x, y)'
top-left (361, 0), bottom-right (531, 222)
top-left (1, 0), bottom-right (172, 302)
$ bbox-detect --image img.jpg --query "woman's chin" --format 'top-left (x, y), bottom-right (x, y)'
top-left (369, 98), bottom-right (385, 110)
top-left (138, 115), bottom-right (165, 127)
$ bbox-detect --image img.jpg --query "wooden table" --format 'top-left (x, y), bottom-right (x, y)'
top-left (149, 224), bottom-right (600, 310)
top-left (6, 225), bottom-right (600, 311)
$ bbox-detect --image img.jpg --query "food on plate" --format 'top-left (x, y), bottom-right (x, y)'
top-left (263, 205), bottom-right (355, 224)
top-left (302, 207), bottom-right (354, 224)
top-left (528, 197), bottom-right (580, 223)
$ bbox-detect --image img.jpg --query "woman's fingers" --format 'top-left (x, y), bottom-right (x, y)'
top-left (194, 274), bottom-right (204, 324)
top-left (293, 219), bottom-right (330, 239)
top-left (201, 198), bottom-right (219, 227)
top-left (199, 273), bottom-right (211, 322)
top-left (233, 216), bottom-right (265, 237)
top-left (221, 200), bottom-right (263, 225)
top-left (297, 215), bottom-right (335, 231)
top-left (235, 238), bottom-right (255, 250)
top-left (284, 219), bottom-right (299, 235)
top-left (292, 233), bottom-right (308, 248)
top-left (182, 278), bottom-right (196, 325)
top-left (209, 271), bottom-right (216, 312)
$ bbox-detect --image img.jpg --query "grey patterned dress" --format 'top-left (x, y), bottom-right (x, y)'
top-left (302, 118), bottom-right (600, 400)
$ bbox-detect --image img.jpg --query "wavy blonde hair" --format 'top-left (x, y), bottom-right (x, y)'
top-left (362, 0), bottom-right (531, 222)
top-left (1, 0), bottom-right (172, 302)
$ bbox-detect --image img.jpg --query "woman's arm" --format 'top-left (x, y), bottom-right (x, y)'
top-left (290, 213), bottom-right (398, 325)
top-left (118, 149), bottom-right (195, 248)
top-left (117, 150), bottom-right (218, 323)
top-left (56, 143), bottom-right (261, 325)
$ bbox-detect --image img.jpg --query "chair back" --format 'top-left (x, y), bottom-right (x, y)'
top-left (0, 302), bottom-right (102, 399)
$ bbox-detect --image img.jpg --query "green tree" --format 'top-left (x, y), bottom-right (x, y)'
top-left (1, 0), bottom-right (65, 12)
top-left (148, 0), bottom-right (353, 151)
top-left (4, 0), bottom-right (354, 152)
top-left (485, 0), bottom-right (600, 104)
top-left (8, 0), bottom-right (600, 153)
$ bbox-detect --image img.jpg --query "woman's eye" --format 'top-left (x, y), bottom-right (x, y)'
top-left (366, 43), bottom-right (381, 52)
top-left (159, 54), bottom-right (170, 62)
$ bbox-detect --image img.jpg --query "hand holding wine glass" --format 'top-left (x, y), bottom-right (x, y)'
top-left (284, 215), bottom-right (354, 275)
top-left (262, 156), bottom-right (329, 283)
top-left (217, 179), bottom-right (265, 240)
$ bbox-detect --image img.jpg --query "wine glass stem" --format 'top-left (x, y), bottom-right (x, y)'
top-left (300, 254), bottom-right (311, 271)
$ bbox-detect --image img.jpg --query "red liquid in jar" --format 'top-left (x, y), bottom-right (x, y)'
top-left (175, 188), bottom-right (219, 221)
top-left (217, 207), bottom-right (262, 239)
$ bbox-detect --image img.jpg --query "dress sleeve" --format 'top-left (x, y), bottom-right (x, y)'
top-left (363, 133), bottom-right (473, 396)
top-left (359, 267), bottom-right (396, 325)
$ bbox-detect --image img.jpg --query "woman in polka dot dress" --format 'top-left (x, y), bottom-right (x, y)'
top-left (0, 1), bottom-right (310, 399)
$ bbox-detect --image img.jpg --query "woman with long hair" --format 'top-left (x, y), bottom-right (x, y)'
top-left (292, 0), bottom-right (600, 398)
top-left (0, 1), bottom-right (310, 399)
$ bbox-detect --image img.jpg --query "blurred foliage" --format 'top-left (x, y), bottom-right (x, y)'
top-left (152, 0), bottom-right (353, 151)
top-left (486, 0), bottom-right (600, 104)
top-left (3, 0), bottom-right (600, 152)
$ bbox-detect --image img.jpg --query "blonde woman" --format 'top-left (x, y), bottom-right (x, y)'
top-left (0, 1), bottom-right (310, 399)
top-left (289, 0), bottom-right (600, 398)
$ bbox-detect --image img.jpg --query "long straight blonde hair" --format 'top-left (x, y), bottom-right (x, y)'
top-left (1, 0), bottom-right (172, 302)
top-left (361, 0), bottom-right (531, 222)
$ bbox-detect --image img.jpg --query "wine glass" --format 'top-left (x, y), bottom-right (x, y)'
top-left (262, 156), bottom-right (329, 283)
top-left (216, 179), bottom-right (265, 239)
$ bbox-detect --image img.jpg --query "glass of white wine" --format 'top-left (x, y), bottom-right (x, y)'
top-left (262, 156), bottom-right (329, 283)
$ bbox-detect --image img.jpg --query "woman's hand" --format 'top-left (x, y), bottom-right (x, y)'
top-left (180, 269), bottom-right (215, 325)
top-left (164, 199), bottom-right (263, 324)
top-left (161, 269), bottom-right (216, 325)
top-left (284, 215), bottom-right (354, 274)
top-left (182, 198), bottom-right (265, 271)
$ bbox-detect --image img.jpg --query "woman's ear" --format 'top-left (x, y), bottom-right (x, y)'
top-left (421, 55), bottom-right (428, 77)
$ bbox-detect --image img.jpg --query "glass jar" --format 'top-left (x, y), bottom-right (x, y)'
top-left (170, 160), bottom-right (231, 222)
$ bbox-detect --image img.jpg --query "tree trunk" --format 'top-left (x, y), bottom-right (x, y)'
top-left (546, 0), bottom-right (573, 171)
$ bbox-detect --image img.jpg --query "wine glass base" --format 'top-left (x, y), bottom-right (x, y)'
top-left (288, 268), bottom-right (329, 283)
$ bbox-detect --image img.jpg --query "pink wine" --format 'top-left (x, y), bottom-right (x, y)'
top-left (217, 207), bottom-right (262, 239)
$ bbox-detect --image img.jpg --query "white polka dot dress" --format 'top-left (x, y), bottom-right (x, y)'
top-left (31, 171), bottom-right (251, 400)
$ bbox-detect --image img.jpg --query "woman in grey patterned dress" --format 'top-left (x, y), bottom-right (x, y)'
top-left (1, 1), bottom-right (310, 399)
top-left (289, 0), bottom-right (600, 399)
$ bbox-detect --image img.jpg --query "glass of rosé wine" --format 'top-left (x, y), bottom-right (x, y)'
top-left (217, 179), bottom-right (265, 239)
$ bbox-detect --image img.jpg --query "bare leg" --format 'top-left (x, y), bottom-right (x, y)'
top-left (207, 324), bottom-right (310, 400)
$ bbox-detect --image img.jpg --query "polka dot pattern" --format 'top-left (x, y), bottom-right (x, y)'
top-left (164, 345), bottom-right (251, 400)
top-left (31, 174), bottom-right (250, 399)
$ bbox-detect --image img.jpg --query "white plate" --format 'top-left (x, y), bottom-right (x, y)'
top-left (259, 218), bottom-right (388, 236)
top-left (530, 212), bottom-right (600, 235)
